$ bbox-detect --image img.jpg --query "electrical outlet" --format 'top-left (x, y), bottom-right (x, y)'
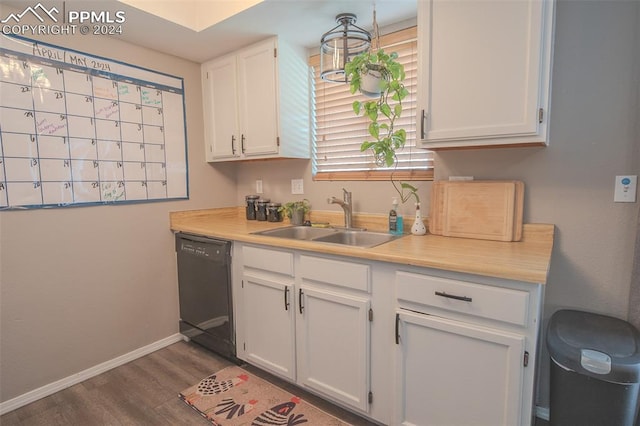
top-left (256, 179), bottom-right (263, 194)
top-left (614, 175), bottom-right (637, 203)
top-left (291, 179), bottom-right (304, 194)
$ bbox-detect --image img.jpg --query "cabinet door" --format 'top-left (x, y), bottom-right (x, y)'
top-left (418, 0), bottom-right (552, 148)
top-left (202, 56), bottom-right (239, 161)
top-left (297, 287), bottom-right (370, 412)
top-left (243, 273), bottom-right (295, 380)
top-left (237, 39), bottom-right (279, 157)
top-left (395, 310), bottom-right (525, 426)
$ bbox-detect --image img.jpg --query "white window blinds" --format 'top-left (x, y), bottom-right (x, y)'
top-left (310, 27), bottom-right (433, 181)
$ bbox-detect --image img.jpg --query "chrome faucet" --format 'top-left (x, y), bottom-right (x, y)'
top-left (328, 188), bottom-right (353, 229)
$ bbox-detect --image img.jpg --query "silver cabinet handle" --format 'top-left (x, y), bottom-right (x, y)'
top-left (435, 291), bottom-right (472, 302)
top-left (283, 287), bottom-right (290, 311)
top-left (298, 289), bottom-right (304, 314)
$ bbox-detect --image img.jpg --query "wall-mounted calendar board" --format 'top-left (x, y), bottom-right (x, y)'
top-left (0, 35), bottom-right (188, 210)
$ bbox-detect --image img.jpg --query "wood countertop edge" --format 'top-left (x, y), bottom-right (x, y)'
top-left (169, 208), bottom-right (554, 285)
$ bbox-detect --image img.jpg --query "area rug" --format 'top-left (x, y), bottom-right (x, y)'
top-left (179, 365), bottom-right (352, 425)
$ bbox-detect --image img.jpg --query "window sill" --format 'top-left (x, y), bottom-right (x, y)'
top-left (313, 170), bottom-right (433, 182)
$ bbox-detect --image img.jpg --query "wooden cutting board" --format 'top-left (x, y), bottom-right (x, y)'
top-left (429, 180), bottom-right (524, 241)
top-left (429, 181), bottom-right (446, 235)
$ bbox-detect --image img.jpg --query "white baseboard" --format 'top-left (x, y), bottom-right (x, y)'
top-left (536, 405), bottom-right (550, 421)
top-left (0, 333), bottom-right (183, 416)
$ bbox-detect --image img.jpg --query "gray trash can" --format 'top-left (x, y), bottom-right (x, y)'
top-left (547, 309), bottom-right (640, 426)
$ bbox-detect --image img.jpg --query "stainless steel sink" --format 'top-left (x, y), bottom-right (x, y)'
top-left (252, 226), bottom-right (339, 240)
top-left (312, 229), bottom-right (401, 248)
top-left (253, 226), bottom-right (402, 248)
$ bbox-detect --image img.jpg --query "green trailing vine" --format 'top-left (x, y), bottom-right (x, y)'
top-left (345, 49), bottom-right (419, 205)
top-left (344, 49), bottom-right (409, 168)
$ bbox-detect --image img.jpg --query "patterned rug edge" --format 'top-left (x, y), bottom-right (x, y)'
top-left (178, 365), bottom-right (353, 426)
top-left (179, 392), bottom-right (221, 426)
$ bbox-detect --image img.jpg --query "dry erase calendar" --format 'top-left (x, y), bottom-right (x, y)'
top-left (0, 35), bottom-right (188, 209)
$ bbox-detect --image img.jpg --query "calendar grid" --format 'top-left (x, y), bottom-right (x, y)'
top-left (0, 35), bottom-right (187, 209)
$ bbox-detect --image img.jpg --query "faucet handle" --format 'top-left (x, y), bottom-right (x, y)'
top-left (342, 187), bottom-right (351, 201)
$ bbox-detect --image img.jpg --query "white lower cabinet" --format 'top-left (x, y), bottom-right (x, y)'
top-left (234, 244), bottom-right (542, 426)
top-left (235, 245), bottom-right (373, 415)
top-left (297, 286), bottom-right (370, 412)
top-left (393, 269), bottom-right (542, 426)
top-left (297, 253), bottom-right (372, 412)
top-left (239, 245), bottom-right (295, 380)
top-left (395, 310), bottom-right (525, 426)
top-left (243, 274), bottom-right (295, 380)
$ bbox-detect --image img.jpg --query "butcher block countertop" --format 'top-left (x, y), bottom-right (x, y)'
top-left (169, 207), bottom-right (555, 284)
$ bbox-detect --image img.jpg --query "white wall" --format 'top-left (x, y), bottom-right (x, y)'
top-left (234, 159), bottom-right (431, 217)
top-left (0, 3), bottom-right (238, 403)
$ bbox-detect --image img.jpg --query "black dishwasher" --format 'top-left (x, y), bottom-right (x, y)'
top-left (175, 233), bottom-right (235, 359)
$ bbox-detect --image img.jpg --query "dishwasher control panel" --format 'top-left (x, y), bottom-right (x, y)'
top-left (176, 234), bottom-right (230, 262)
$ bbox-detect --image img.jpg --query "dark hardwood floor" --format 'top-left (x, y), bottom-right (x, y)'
top-left (0, 341), bottom-right (375, 425)
top-left (1, 340), bottom-right (552, 425)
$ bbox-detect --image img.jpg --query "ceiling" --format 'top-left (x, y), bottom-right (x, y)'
top-left (3, 0), bottom-right (417, 63)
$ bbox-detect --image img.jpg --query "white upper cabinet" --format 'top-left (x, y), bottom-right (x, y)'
top-left (417, 0), bottom-right (555, 149)
top-left (202, 37), bottom-right (310, 162)
top-left (236, 40), bottom-right (279, 157)
top-left (202, 56), bottom-right (239, 160)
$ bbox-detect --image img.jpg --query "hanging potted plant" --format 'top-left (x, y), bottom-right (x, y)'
top-left (278, 199), bottom-right (310, 226)
top-left (344, 49), bottom-right (409, 168)
top-left (344, 25), bottom-right (425, 235)
top-left (347, 50), bottom-right (387, 98)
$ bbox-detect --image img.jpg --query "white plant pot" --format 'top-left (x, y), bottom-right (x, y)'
top-left (290, 209), bottom-right (305, 225)
top-left (360, 69), bottom-right (384, 98)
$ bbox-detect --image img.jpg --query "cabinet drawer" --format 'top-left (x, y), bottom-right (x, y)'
top-left (396, 271), bottom-right (529, 326)
top-left (300, 255), bottom-right (370, 292)
top-left (243, 246), bottom-right (293, 276)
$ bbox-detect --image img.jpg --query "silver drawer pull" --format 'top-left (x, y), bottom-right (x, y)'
top-left (435, 291), bottom-right (472, 302)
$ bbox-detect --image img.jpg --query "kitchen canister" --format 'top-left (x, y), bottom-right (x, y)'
top-left (245, 195), bottom-right (260, 220)
top-left (256, 198), bottom-right (270, 221)
top-left (267, 202), bottom-right (283, 222)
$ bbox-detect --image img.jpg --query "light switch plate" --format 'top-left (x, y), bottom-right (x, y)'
top-left (614, 175), bottom-right (637, 203)
top-left (291, 179), bottom-right (304, 194)
top-left (256, 179), bottom-right (263, 194)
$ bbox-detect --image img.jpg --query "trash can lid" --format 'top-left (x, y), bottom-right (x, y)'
top-left (547, 309), bottom-right (640, 383)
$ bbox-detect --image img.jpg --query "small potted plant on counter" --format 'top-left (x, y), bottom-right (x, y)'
top-left (279, 199), bottom-right (310, 226)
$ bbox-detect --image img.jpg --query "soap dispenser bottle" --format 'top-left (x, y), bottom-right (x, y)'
top-left (389, 198), bottom-right (404, 235)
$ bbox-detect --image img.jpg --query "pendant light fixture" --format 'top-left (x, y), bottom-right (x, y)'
top-left (320, 13), bottom-right (371, 83)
